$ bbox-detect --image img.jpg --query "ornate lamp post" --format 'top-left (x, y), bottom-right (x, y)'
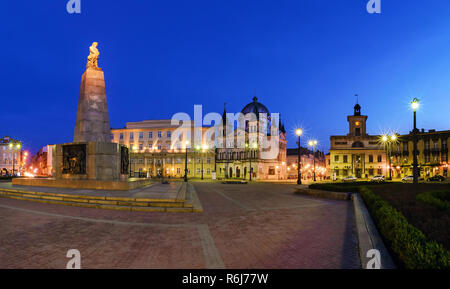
top-left (411, 98), bottom-right (420, 184)
top-left (308, 140), bottom-right (318, 182)
top-left (381, 134), bottom-right (398, 180)
top-left (295, 129), bottom-right (303, 184)
top-left (8, 142), bottom-right (21, 176)
top-left (184, 141), bottom-right (189, 182)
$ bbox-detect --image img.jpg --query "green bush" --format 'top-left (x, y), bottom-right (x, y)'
top-left (360, 186), bottom-right (450, 269)
top-left (416, 191), bottom-right (450, 211)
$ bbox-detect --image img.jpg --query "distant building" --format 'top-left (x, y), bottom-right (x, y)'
top-left (329, 103), bottom-right (387, 180)
top-left (390, 129), bottom-right (449, 179)
top-left (110, 96), bottom-right (288, 180)
top-left (286, 148), bottom-right (326, 180)
top-left (329, 103), bottom-right (449, 180)
top-left (0, 136), bottom-right (23, 176)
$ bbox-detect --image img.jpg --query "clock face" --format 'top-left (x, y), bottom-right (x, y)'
top-left (355, 121), bottom-right (360, 126)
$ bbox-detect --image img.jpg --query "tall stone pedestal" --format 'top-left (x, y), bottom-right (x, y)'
top-left (74, 69), bottom-right (110, 143)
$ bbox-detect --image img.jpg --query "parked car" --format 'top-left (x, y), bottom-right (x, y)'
top-left (427, 175), bottom-right (446, 182)
top-left (342, 176), bottom-right (357, 182)
top-left (402, 175), bottom-right (414, 183)
top-left (370, 175), bottom-right (385, 183)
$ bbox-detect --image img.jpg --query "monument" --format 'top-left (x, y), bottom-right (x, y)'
top-left (13, 43), bottom-right (149, 190)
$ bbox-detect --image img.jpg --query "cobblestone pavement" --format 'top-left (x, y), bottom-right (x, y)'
top-left (0, 183), bottom-right (360, 269)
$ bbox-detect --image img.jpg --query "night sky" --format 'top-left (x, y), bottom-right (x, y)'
top-left (2, 1), bottom-right (450, 154)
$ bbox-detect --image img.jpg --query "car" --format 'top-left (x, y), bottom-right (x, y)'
top-left (370, 175), bottom-right (385, 183)
top-left (427, 175), bottom-right (446, 182)
top-left (342, 176), bottom-right (357, 182)
top-left (402, 175), bottom-right (414, 183)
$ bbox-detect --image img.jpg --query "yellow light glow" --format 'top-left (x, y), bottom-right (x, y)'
top-left (252, 143), bottom-right (257, 149)
top-left (381, 135), bottom-right (388, 142)
top-left (295, 129), bottom-right (303, 136)
top-left (391, 134), bottom-right (397, 141)
top-left (355, 121), bottom-right (360, 126)
top-left (411, 98), bottom-right (420, 111)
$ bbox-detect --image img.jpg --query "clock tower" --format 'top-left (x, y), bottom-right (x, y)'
top-left (347, 103), bottom-right (368, 137)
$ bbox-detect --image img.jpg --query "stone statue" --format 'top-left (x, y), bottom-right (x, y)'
top-left (86, 42), bottom-right (101, 70)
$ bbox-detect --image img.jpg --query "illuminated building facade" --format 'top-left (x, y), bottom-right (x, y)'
top-left (286, 148), bottom-right (327, 180)
top-left (329, 103), bottom-right (387, 180)
top-left (0, 136), bottom-right (23, 176)
top-left (110, 97), bottom-right (288, 180)
top-left (389, 129), bottom-right (449, 179)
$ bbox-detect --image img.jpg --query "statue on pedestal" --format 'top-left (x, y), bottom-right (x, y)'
top-left (86, 42), bottom-right (101, 70)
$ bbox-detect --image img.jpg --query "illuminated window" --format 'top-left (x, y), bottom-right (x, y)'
top-left (149, 132), bottom-right (153, 138)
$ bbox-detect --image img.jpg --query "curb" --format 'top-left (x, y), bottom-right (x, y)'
top-left (352, 193), bottom-right (396, 269)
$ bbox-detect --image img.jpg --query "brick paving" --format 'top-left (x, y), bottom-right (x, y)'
top-left (0, 183), bottom-right (360, 269)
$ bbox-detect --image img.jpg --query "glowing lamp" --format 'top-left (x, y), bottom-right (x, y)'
top-left (295, 129), bottom-right (303, 136)
top-left (411, 98), bottom-right (420, 111)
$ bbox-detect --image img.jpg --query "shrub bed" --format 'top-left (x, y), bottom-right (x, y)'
top-left (359, 186), bottom-right (450, 269)
top-left (416, 190), bottom-right (450, 211)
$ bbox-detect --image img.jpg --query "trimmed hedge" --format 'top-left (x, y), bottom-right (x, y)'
top-left (416, 190), bottom-right (450, 211)
top-left (359, 186), bottom-right (450, 269)
top-left (309, 183), bottom-right (362, 193)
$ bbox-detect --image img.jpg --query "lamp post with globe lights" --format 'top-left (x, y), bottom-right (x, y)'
top-left (308, 140), bottom-right (318, 182)
top-left (295, 129), bottom-right (303, 184)
top-left (411, 98), bottom-right (420, 184)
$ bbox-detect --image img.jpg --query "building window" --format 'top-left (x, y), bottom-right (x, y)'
top-left (343, 155), bottom-right (348, 163)
top-left (342, 169), bottom-right (348, 176)
top-left (334, 155), bottom-right (339, 162)
top-left (268, 166), bottom-right (275, 175)
top-left (368, 168), bottom-right (374, 175)
top-left (158, 131), bottom-right (162, 138)
top-left (177, 168), bottom-right (181, 174)
top-left (129, 132), bottom-right (134, 140)
top-left (196, 168), bottom-right (201, 174)
top-left (377, 155), bottom-right (382, 162)
top-left (377, 168), bottom-right (382, 175)
top-left (110, 134), bottom-right (114, 141)
top-left (157, 144), bottom-right (162, 150)
top-left (120, 133), bottom-right (123, 140)
top-left (167, 131), bottom-right (171, 138)
top-left (138, 158), bottom-right (143, 164)
top-left (207, 168), bottom-right (210, 174)
top-left (139, 132), bottom-right (143, 139)
top-left (355, 128), bottom-right (361, 136)
top-left (425, 154), bottom-right (430, 163)
top-left (369, 155), bottom-right (373, 163)
top-left (206, 158), bottom-right (211, 164)
top-left (139, 143), bottom-right (143, 150)
top-left (149, 132), bottom-right (153, 138)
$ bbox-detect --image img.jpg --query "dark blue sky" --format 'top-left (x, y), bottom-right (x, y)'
top-left (2, 0), bottom-right (450, 154)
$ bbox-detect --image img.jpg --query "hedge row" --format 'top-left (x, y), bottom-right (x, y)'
top-left (359, 186), bottom-right (450, 269)
top-left (309, 183), bottom-right (362, 193)
top-left (416, 190), bottom-right (450, 211)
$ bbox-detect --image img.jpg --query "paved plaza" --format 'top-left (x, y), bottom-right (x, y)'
top-left (0, 183), bottom-right (360, 269)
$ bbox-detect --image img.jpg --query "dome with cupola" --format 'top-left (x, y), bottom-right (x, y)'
top-left (241, 96), bottom-right (270, 116)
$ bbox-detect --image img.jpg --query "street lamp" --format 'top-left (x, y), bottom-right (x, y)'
top-left (308, 140), bottom-right (318, 182)
top-left (295, 129), bottom-right (303, 184)
top-left (381, 134), bottom-right (398, 180)
top-left (184, 140), bottom-right (189, 182)
top-left (411, 98), bottom-right (420, 184)
top-left (9, 142), bottom-right (21, 176)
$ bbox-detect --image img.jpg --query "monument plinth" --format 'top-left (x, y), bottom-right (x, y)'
top-left (13, 42), bottom-right (148, 190)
